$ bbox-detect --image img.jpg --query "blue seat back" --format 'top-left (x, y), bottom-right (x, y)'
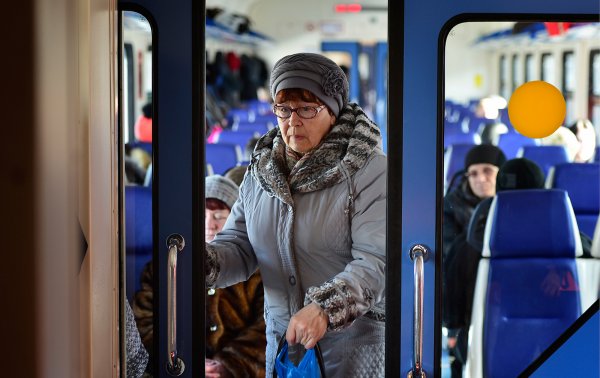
top-left (216, 130), bottom-right (260, 152)
top-left (205, 143), bottom-right (241, 175)
top-left (444, 129), bottom-right (479, 148)
top-left (127, 141), bottom-right (152, 156)
top-left (125, 186), bottom-right (153, 301)
top-left (518, 145), bottom-right (569, 178)
top-left (481, 189), bottom-right (582, 377)
top-left (233, 121), bottom-right (270, 135)
top-left (498, 132), bottom-right (536, 159)
top-left (549, 163), bottom-right (600, 237)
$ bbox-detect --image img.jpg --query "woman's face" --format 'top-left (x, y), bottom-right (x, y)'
top-left (276, 99), bottom-right (336, 154)
top-left (205, 208), bottom-right (231, 242)
top-left (466, 163), bottom-right (499, 199)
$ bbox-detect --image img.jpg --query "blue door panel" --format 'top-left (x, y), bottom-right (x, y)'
top-left (121, 0), bottom-right (199, 376)
top-left (399, 0), bottom-right (599, 375)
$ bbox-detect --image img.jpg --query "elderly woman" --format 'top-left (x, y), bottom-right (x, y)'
top-left (206, 53), bottom-right (386, 377)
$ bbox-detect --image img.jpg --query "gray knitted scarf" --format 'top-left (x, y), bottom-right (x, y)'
top-left (250, 103), bottom-right (381, 206)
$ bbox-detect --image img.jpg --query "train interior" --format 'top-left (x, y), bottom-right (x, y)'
top-left (4, 0), bottom-right (599, 376)
top-left (121, 6), bottom-right (600, 375)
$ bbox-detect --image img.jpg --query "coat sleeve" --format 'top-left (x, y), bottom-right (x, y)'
top-left (206, 173), bottom-right (259, 288)
top-left (304, 153), bottom-right (387, 331)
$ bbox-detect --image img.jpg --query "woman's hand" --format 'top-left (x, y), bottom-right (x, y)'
top-left (286, 302), bottom-right (328, 349)
top-left (205, 358), bottom-right (231, 378)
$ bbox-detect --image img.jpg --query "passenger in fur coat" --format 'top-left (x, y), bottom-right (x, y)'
top-left (133, 175), bottom-right (266, 377)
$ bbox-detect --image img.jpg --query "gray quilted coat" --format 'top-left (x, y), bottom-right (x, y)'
top-left (206, 103), bottom-right (386, 377)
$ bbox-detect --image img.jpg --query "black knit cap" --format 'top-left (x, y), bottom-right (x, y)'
top-left (496, 158), bottom-right (545, 191)
top-left (464, 144), bottom-right (507, 170)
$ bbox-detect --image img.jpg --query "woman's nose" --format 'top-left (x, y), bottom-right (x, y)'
top-left (288, 111), bottom-right (303, 127)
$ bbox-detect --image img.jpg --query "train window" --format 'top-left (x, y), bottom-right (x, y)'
top-left (511, 54), bottom-right (521, 92)
top-left (562, 51), bottom-right (575, 124)
top-left (120, 10), bottom-right (153, 377)
top-left (524, 53), bottom-right (534, 82)
top-left (540, 52), bottom-right (557, 87)
top-left (443, 21), bottom-right (599, 378)
top-left (499, 55), bottom-right (509, 100)
top-left (589, 49), bottom-right (600, 136)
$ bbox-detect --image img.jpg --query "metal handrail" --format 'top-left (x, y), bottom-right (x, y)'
top-left (166, 234), bottom-right (185, 376)
top-left (408, 244), bottom-right (429, 378)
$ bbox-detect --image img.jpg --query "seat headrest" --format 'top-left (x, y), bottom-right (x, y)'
top-left (125, 185), bottom-right (153, 251)
top-left (549, 163), bottom-right (600, 213)
top-left (483, 189), bottom-right (582, 258)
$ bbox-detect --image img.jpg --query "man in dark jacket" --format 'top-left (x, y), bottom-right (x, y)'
top-left (442, 144), bottom-right (506, 377)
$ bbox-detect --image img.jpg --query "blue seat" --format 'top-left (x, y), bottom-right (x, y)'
top-left (443, 143), bottom-right (475, 194)
top-left (205, 143), bottom-right (241, 175)
top-left (498, 131), bottom-right (537, 159)
top-left (226, 108), bottom-right (253, 124)
top-left (594, 146), bottom-right (600, 163)
top-left (127, 141), bottom-right (152, 156)
top-left (547, 163), bottom-right (600, 237)
top-left (125, 186), bottom-right (153, 301)
top-left (467, 189), bottom-right (584, 378)
top-left (216, 130), bottom-right (260, 152)
top-left (518, 145), bottom-right (569, 177)
top-left (444, 130), bottom-right (480, 149)
top-left (233, 122), bottom-right (270, 135)
top-left (252, 114), bottom-right (278, 127)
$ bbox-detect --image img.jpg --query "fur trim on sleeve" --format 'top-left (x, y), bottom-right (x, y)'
top-left (304, 278), bottom-right (358, 331)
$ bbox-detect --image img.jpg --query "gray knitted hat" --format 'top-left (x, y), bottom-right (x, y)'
top-left (269, 53), bottom-right (349, 116)
top-left (205, 175), bottom-right (239, 209)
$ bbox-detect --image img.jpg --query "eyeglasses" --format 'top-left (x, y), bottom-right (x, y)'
top-left (272, 105), bottom-right (326, 119)
top-left (465, 166), bottom-right (498, 179)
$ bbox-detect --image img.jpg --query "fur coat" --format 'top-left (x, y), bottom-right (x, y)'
top-left (132, 261), bottom-right (266, 377)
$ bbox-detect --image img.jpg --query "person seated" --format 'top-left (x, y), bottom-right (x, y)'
top-left (442, 144), bottom-right (506, 377)
top-left (447, 158), bottom-right (593, 377)
top-left (224, 165), bottom-right (248, 186)
top-left (567, 118), bottom-right (597, 163)
top-left (132, 175), bottom-right (266, 377)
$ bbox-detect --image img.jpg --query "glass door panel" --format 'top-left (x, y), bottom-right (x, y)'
top-left (442, 21), bottom-right (599, 378)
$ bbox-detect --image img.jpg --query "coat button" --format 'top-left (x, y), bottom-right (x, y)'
top-left (207, 288), bottom-right (216, 296)
top-left (210, 325), bottom-right (218, 332)
top-left (289, 275), bottom-right (296, 286)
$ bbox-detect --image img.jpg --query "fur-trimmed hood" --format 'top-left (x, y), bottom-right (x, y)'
top-left (250, 103), bottom-right (381, 205)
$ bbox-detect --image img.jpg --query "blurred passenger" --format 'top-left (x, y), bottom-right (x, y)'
top-left (224, 165), bottom-right (247, 186)
top-left (568, 118), bottom-right (597, 163)
top-left (124, 145), bottom-right (151, 185)
top-left (206, 53), bottom-right (386, 376)
top-left (132, 175), bottom-right (266, 378)
top-left (442, 144), bottom-right (506, 378)
top-left (539, 126), bottom-right (580, 162)
top-left (134, 102), bottom-right (152, 142)
top-left (244, 135), bottom-right (260, 161)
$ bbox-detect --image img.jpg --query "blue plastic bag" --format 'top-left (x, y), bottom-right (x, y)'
top-left (274, 341), bottom-right (324, 378)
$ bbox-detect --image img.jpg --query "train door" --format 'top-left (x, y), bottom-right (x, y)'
top-left (119, 1), bottom-right (204, 376)
top-left (398, 1), bottom-right (598, 377)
